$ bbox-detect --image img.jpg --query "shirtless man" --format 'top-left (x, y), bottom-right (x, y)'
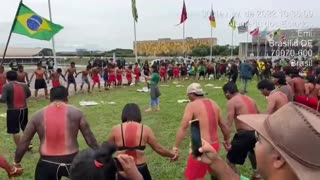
top-left (271, 72), bottom-right (294, 102)
top-left (116, 66), bottom-right (124, 87)
top-left (0, 66), bottom-right (6, 95)
top-left (173, 83), bottom-right (230, 180)
top-left (126, 66), bottom-right (133, 86)
top-left (64, 62), bottom-right (77, 93)
top-left (13, 86), bottom-right (98, 180)
top-left (291, 70), bottom-right (307, 105)
top-left (304, 75), bottom-right (320, 110)
top-left (0, 71), bottom-right (31, 148)
top-left (257, 79), bottom-right (289, 114)
top-left (108, 65), bottom-right (116, 88)
top-left (134, 63), bottom-right (141, 86)
top-left (76, 67), bottom-right (90, 93)
top-left (223, 82), bottom-right (261, 179)
top-left (91, 66), bottom-right (101, 91)
top-left (30, 63), bottom-right (48, 98)
top-left (102, 65), bottom-right (109, 89)
top-left (17, 65), bottom-right (30, 86)
top-left (50, 68), bottom-right (66, 88)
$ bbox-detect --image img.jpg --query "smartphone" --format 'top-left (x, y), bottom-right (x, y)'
top-left (113, 157), bottom-right (123, 171)
top-left (190, 120), bottom-right (202, 157)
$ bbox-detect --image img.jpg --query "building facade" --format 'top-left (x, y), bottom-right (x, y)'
top-left (239, 28), bottom-right (320, 57)
top-left (135, 37), bottom-right (217, 56)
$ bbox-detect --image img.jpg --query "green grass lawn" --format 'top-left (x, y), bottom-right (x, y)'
top-left (0, 78), bottom-right (267, 179)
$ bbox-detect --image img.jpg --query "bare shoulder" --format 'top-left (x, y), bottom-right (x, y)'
top-left (31, 108), bottom-right (45, 123)
top-left (209, 99), bottom-right (221, 109)
top-left (67, 105), bottom-right (84, 118)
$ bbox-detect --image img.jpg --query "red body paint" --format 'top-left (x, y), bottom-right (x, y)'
top-left (42, 103), bottom-right (68, 156)
top-left (202, 100), bottom-right (218, 143)
top-left (124, 124), bottom-right (138, 163)
top-left (13, 84), bottom-right (26, 109)
top-left (241, 96), bottom-right (257, 114)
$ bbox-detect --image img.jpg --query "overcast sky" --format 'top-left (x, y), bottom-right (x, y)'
top-left (0, 0), bottom-right (319, 51)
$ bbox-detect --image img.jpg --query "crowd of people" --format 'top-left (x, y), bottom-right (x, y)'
top-left (0, 56), bottom-right (319, 180)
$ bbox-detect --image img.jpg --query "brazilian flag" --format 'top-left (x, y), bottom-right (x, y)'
top-left (12, 3), bottom-right (63, 41)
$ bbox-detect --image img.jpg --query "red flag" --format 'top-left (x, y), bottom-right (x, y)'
top-left (281, 34), bottom-right (286, 42)
top-left (250, 28), bottom-right (260, 36)
top-left (180, 1), bottom-right (187, 24)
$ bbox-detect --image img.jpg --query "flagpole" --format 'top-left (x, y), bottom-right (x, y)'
top-left (183, 22), bottom-right (186, 57)
top-left (265, 39), bottom-right (267, 57)
top-left (231, 29), bottom-right (234, 57)
top-left (48, 0), bottom-right (57, 69)
top-left (257, 36), bottom-right (260, 58)
top-left (134, 20), bottom-right (138, 62)
top-left (1, 0), bottom-right (23, 66)
top-left (246, 32), bottom-right (249, 58)
top-left (210, 26), bottom-right (213, 60)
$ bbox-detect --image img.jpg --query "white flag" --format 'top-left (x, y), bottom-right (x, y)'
top-left (265, 32), bottom-right (274, 42)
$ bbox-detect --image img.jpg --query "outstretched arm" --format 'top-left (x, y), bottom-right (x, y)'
top-left (29, 71), bottom-right (35, 82)
top-left (80, 115), bottom-right (99, 149)
top-left (266, 97), bottom-right (276, 114)
top-left (15, 117), bottom-right (37, 163)
top-left (226, 102), bottom-right (235, 129)
top-left (147, 127), bottom-right (175, 158)
top-left (174, 104), bottom-right (192, 150)
top-left (0, 155), bottom-right (11, 176)
top-left (25, 72), bottom-right (30, 85)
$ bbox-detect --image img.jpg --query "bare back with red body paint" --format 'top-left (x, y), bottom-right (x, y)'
top-left (15, 99), bottom-right (98, 164)
top-left (33, 102), bottom-right (95, 156)
top-left (292, 77), bottom-right (306, 96)
top-left (187, 98), bottom-right (221, 144)
top-left (0, 73), bottom-right (6, 85)
top-left (227, 94), bottom-right (258, 131)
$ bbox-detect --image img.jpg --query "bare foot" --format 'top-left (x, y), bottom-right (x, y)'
top-left (156, 107), bottom-right (160, 111)
top-left (145, 108), bottom-right (152, 112)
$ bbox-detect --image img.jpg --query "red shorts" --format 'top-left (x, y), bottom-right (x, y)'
top-left (185, 143), bottom-right (220, 180)
top-left (108, 75), bottom-right (116, 84)
top-left (126, 75), bottom-right (132, 82)
top-left (93, 75), bottom-right (100, 84)
top-left (295, 95), bottom-right (308, 106)
top-left (135, 73), bottom-right (140, 80)
top-left (174, 71), bottom-right (179, 77)
top-left (0, 84), bottom-right (4, 95)
top-left (306, 97), bottom-right (319, 110)
top-left (117, 75), bottom-right (122, 83)
top-left (160, 71), bottom-right (166, 78)
top-left (52, 81), bottom-right (60, 88)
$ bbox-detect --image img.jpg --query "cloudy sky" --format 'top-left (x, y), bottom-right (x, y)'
top-left (0, 0), bottom-right (319, 51)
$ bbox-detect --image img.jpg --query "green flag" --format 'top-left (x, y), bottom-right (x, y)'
top-left (132, 0), bottom-right (138, 22)
top-left (229, 16), bottom-right (236, 30)
top-left (12, 3), bottom-right (63, 41)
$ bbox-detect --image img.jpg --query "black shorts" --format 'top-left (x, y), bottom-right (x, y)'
top-left (199, 71), bottom-right (205, 77)
top-left (35, 153), bottom-right (76, 180)
top-left (168, 70), bottom-right (173, 77)
top-left (227, 130), bottom-right (256, 165)
top-left (7, 108), bottom-right (28, 134)
top-left (68, 77), bottom-right (76, 84)
top-left (118, 163), bottom-right (151, 180)
top-left (35, 79), bottom-right (47, 90)
top-left (103, 74), bottom-right (108, 81)
top-left (207, 69), bottom-right (214, 75)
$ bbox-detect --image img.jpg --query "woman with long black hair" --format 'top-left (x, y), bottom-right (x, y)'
top-left (108, 103), bottom-right (177, 180)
